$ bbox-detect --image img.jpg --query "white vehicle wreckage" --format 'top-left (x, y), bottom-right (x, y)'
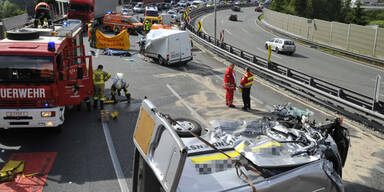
top-left (132, 99), bottom-right (350, 192)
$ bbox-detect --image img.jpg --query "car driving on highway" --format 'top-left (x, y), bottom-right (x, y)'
top-left (265, 38), bottom-right (296, 55)
top-left (133, 2), bottom-right (145, 13)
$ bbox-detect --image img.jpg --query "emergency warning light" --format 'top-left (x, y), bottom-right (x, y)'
top-left (44, 103), bottom-right (49, 108)
top-left (107, 11), bottom-right (112, 14)
top-left (63, 21), bottom-right (68, 26)
top-left (48, 41), bottom-right (55, 52)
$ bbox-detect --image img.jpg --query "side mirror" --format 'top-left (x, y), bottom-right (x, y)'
top-left (77, 66), bottom-right (83, 79)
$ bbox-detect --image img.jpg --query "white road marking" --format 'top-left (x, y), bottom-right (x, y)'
top-left (200, 13), bottom-right (213, 34)
top-left (0, 144), bottom-right (21, 150)
top-left (166, 84), bottom-right (209, 127)
top-left (101, 122), bottom-right (130, 192)
top-left (95, 49), bottom-right (100, 58)
top-left (312, 187), bottom-right (326, 192)
top-left (241, 28), bottom-right (249, 34)
top-left (225, 29), bottom-right (232, 35)
top-left (254, 18), bottom-right (277, 38)
top-left (256, 47), bottom-right (282, 59)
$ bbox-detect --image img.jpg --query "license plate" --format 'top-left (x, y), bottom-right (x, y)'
top-left (6, 111), bottom-right (28, 117)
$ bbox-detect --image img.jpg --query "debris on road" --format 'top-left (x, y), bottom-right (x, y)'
top-left (103, 48), bottom-right (132, 57)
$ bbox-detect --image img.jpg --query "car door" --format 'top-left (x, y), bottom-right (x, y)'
top-left (133, 99), bottom-right (188, 192)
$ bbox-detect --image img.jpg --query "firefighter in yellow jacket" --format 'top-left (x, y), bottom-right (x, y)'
top-left (93, 65), bottom-right (111, 109)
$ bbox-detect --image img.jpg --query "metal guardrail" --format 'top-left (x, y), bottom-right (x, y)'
top-left (186, 4), bottom-right (384, 132)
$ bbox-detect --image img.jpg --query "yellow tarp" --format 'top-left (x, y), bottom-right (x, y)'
top-left (0, 160), bottom-right (24, 182)
top-left (95, 30), bottom-right (130, 50)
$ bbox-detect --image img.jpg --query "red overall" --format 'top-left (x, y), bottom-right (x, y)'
top-left (223, 66), bottom-right (236, 106)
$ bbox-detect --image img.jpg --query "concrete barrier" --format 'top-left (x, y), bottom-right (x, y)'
top-left (263, 9), bottom-right (384, 60)
top-left (1, 13), bottom-right (28, 31)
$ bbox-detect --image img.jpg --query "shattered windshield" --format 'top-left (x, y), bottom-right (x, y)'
top-left (0, 56), bottom-right (54, 84)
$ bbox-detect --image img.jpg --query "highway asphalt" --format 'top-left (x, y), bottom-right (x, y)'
top-left (199, 7), bottom-right (384, 100)
top-left (0, 29), bottom-right (383, 192)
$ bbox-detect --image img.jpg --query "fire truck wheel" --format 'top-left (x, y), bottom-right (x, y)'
top-left (6, 29), bottom-right (40, 40)
top-left (172, 118), bottom-right (202, 137)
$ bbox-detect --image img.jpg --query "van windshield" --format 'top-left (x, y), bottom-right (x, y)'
top-left (128, 17), bottom-right (140, 23)
top-left (0, 56), bottom-right (54, 83)
top-left (146, 10), bottom-right (159, 17)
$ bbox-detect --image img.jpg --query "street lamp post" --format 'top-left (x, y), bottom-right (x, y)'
top-left (214, 0), bottom-right (217, 45)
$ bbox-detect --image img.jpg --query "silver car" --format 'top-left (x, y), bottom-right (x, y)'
top-left (132, 100), bottom-right (350, 192)
top-left (265, 38), bottom-right (296, 55)
top-left (133, 3), bottom-right (145, 13)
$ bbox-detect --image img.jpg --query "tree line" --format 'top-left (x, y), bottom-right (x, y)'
top-left (0, 0), bottom-right (26, 19)
top-left (270, 0), bottom-right (384, 27)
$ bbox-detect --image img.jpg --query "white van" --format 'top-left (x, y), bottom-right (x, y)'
top-left (192, 0), bottom-right (206, 8)
top-left (142, 29), bottom-right (192, 65)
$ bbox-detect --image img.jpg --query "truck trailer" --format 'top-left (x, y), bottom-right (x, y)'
top-left (0, 20), bottom-right (93, 130)
top-left (68, 0), bottom-right (119, 25)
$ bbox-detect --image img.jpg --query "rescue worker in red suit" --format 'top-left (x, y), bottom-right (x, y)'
top-left (223, 63), bottom-right (236, 108)
top-left (240, 67), bottom-right (254, 111)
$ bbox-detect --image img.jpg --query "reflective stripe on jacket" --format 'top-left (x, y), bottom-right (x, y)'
top-left (240, 72), bottom-right (254, 88)
top-left (93, 70), bottom-right (111, 85)
top-left (223, 66), bottom-right (236, 90)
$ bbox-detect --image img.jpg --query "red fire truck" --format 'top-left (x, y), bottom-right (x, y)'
top-left (0, 19), bottom-right (93, 130)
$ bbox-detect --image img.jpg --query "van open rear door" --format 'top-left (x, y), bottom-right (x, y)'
top-left (132, 99), bottom-right (188, 192)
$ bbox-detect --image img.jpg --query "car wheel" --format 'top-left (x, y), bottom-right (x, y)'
top-left (289, 52), bottom-right (294, 55)
top-left (158, 56), bottom-right (166, 65)
top-left (172, 118), bottom-right (202, 137)
top-left (265, 44), bottom-right (268, 50)
top-left (276, 47), bottom-right (280, 54)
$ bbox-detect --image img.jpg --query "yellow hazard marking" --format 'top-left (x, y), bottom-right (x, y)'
top-left (190, 151), bottom-right (240, 164)
top-left (197, 21), bottom-right (202, 32)
top-left (134, 108), bottom-right (155, 155)
top-left (190, 142), bottom-right (281, 164)
top-left (251, 142), bottom-right (281, 152)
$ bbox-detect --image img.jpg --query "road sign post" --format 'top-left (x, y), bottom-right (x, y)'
top-left (268, 45), bottom-right (272, 63)
top-left (197, 21), bottom-right (202, 32)
top-left (373, 75), bottom-right (382, 111)
top-left (214, 0), bottom-right (217, 46)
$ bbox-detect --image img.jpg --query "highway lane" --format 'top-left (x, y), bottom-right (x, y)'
top-left (0, 32), bottom-right (383, 192)
top-left (200, 7), bottom-right (384, 100)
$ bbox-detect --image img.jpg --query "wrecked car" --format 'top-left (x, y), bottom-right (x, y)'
top-left (132, 100), bottom-right (350, 192)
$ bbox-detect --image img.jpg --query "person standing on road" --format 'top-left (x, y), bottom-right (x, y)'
top-left (223, 63), bottom-right (236, 108)
top-left (240, 67), bottom-right (254, 111)
top-left (93, 65), bottom-right (111, 110)
top-left (88, 22), bottom-right (96, 48)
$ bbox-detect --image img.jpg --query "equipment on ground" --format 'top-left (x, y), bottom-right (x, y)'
top-left (132, 99), bottom-right (349, 192)
top-left (0, 19), bottom-right (93, 130)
